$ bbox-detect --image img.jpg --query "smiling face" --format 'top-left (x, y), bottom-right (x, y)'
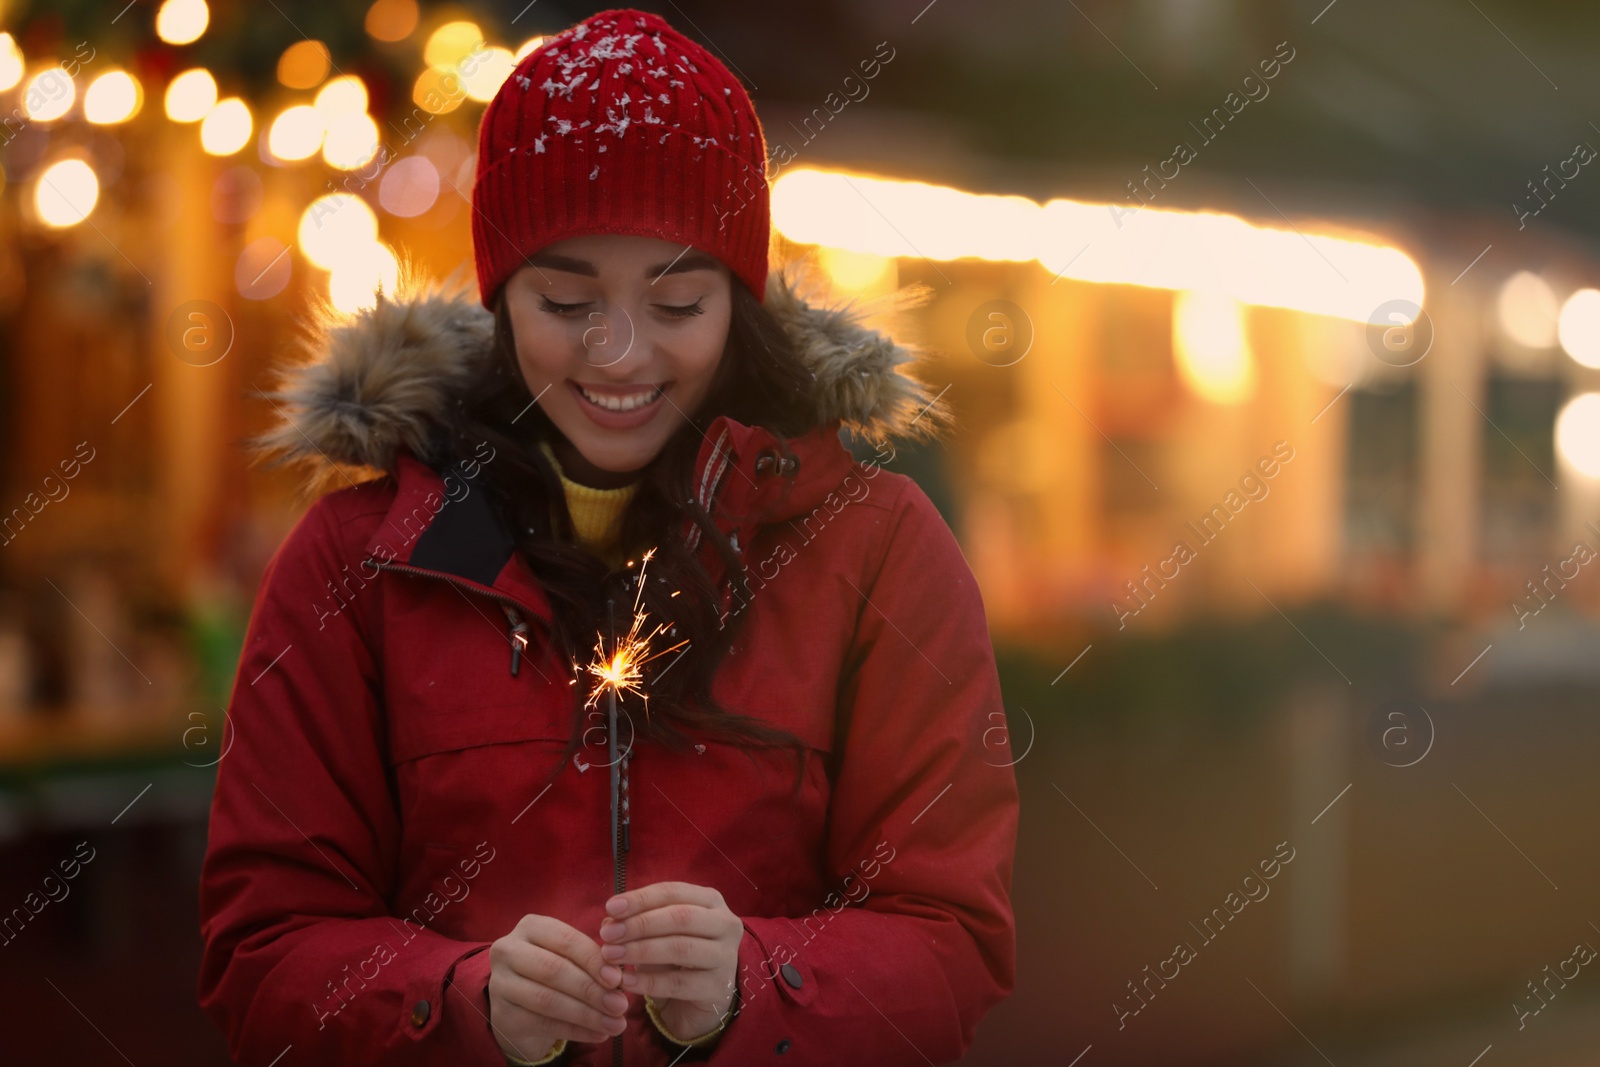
top-left (502, 233), bottom-right (735, 488)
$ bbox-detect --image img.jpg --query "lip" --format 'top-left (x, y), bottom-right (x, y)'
top-left (568, 380), bottom-right (669, 430)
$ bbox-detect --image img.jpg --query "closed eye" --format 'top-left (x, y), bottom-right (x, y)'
top-left (539, 298), bottom-right (704, 318)
top-left (539, 297), bottom-right (591, 316)
top-left (657, 300), bottom-right (706, 319)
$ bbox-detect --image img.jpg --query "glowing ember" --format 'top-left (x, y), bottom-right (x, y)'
top-left (579, 547), bottom-right (687, 720)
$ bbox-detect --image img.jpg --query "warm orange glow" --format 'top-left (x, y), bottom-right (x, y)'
top-left (0, 34), bottom-right (24, 92)
top-left (424, 20), bottom-right (484, 70)
top-left (580, 548), bottom-right (688, 721)
top-left (771, 166), bottom-right (1425, 323)
top-left (365, 0), bottom-right (420, 42)
top-left (277, 40), bottom-right (330, 90)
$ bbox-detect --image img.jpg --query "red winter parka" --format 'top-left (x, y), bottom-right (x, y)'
top-left (197, 265), bottom-right (1019, 1066)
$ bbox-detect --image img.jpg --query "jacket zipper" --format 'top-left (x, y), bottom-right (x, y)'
top-left (365, 558), bottom-right (540, 677)
top-left (504, 606), bottom-right (531, 676)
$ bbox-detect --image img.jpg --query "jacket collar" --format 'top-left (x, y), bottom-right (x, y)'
top-left (355, 412), bottom-right (860, 627)
top-left (251, 254), bottom-right (949, 623)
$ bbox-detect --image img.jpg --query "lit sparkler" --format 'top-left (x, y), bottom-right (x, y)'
top-left (577, 547), bottom-right (688, 723)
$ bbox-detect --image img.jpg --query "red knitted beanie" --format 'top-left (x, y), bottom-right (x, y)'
top-left (470, 8), bottom-right (771, 309)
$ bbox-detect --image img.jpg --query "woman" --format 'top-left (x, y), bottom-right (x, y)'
top-left (197, 9), bottom-right (1017, 1066)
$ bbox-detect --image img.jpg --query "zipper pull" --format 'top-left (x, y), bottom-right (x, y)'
top-left (502, 604), bottom-right (530, 677)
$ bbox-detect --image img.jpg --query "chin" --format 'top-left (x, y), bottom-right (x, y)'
top-left (570, 435), bottom-right (661, 475)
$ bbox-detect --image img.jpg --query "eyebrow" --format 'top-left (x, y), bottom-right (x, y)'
top-left (524, 249), bottom-right (722, 279)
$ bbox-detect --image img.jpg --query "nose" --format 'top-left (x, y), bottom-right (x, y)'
top-left (578, 303), bottom-right (636, 371)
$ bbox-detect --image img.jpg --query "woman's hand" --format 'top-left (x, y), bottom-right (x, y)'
top-left (599, 881), bottom-right (743, 1043)
top-left (488, 913), bottom-right (630, 1062)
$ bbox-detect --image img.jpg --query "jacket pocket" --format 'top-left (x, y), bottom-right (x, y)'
top-left (387, 698), bottom-right (574, 764)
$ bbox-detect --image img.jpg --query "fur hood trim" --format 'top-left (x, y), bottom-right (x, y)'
top-left (248, 254), bottom-right (953, 491)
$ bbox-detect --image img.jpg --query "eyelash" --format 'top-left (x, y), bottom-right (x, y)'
top-left (539, 297), bottom-right (706, 319)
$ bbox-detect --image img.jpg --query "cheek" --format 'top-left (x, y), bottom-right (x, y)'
top-left (671, 312), bottom-right (731, 392)
top-left (512, 317), bottom-right (572, 384)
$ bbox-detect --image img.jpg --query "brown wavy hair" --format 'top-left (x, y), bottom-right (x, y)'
top-left (439, 273), bottom-right (819, 797)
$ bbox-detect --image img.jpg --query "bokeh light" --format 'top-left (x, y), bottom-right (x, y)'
top-left (321, 111), bottom-right (380, 170)
top-left (314, 75), bottom-right (368, 119)
top-left (0, 33), bottom-right (23, 92)
top-left (412, 67), bottom-right (466, 114)
top-left (1173, 289), bottom-right (1257, 404)
top-left (365, 0), bottom-right (419, 42)
top-left (22, 67), bottom-right (75, 122)
top-left (155, 0), bottom-right (209, 46)
top-left (164, 68), bottom-right (217, 122)
top-left (199, 97), bottom-right (252, 155)
top-left (378, 155), bottom-right (440, 217)
top-left (277, 40), bottom-right (331, 90)
top-left (1497, 271), bottom-right (1559, 349)
top-left (424, 21), bottom-right (484, 70)
top-left (1555, 393), bottom-right (1600, 477)
top-left (328, 242), bottom-right (400, 313)
top-left (266, 104), bottom-right (325, 162)
top-left (298, 193), bottom-right (379, 269)
top-left (460, 45), bottom-right (515, 101)
top-left (84, 70), bottom-right (143, 124)
top-left (1557, 287), bottom-right (1600, 368)
top-left (33, 159), bottom-right (99, 227)
top-left (818, 247), bottom-right (896, 293)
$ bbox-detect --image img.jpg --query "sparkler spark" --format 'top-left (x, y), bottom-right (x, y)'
top-left (578, 548), bottom-right (688, 721)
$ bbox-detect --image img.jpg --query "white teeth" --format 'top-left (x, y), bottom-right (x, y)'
top-left (577, 384), bottom-right (663, 412)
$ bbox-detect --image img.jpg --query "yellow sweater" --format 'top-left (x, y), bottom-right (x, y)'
top-left (536, 439), bottom-right (641, 567)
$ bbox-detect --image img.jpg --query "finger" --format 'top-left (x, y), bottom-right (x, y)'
top-left (604, 933), bottom-right (722, 969)
top-left (494, 968), bottom-right (630, 1038)
top-left (516, 914), bottom-right (612, 984)
top-left (605, 881), bottom-right (723, 920)
top-left (498, 938), bottom-right (629, 1018)
top-left (600, 901), bottom-right (725, 945)
top-left (490, 997), bottom-right (616, 1047)
top-left (618, 964), bottom-right (723, 1001)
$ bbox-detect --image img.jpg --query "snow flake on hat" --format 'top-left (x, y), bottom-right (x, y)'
top-left (541, 71), bottom-right (588, 100)
top-left (515, 11), bottom-right (739, 176)
top-left (596, 105), bottom-right (632, 137)
top-left (588, 31), bottom-right (646, 62)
